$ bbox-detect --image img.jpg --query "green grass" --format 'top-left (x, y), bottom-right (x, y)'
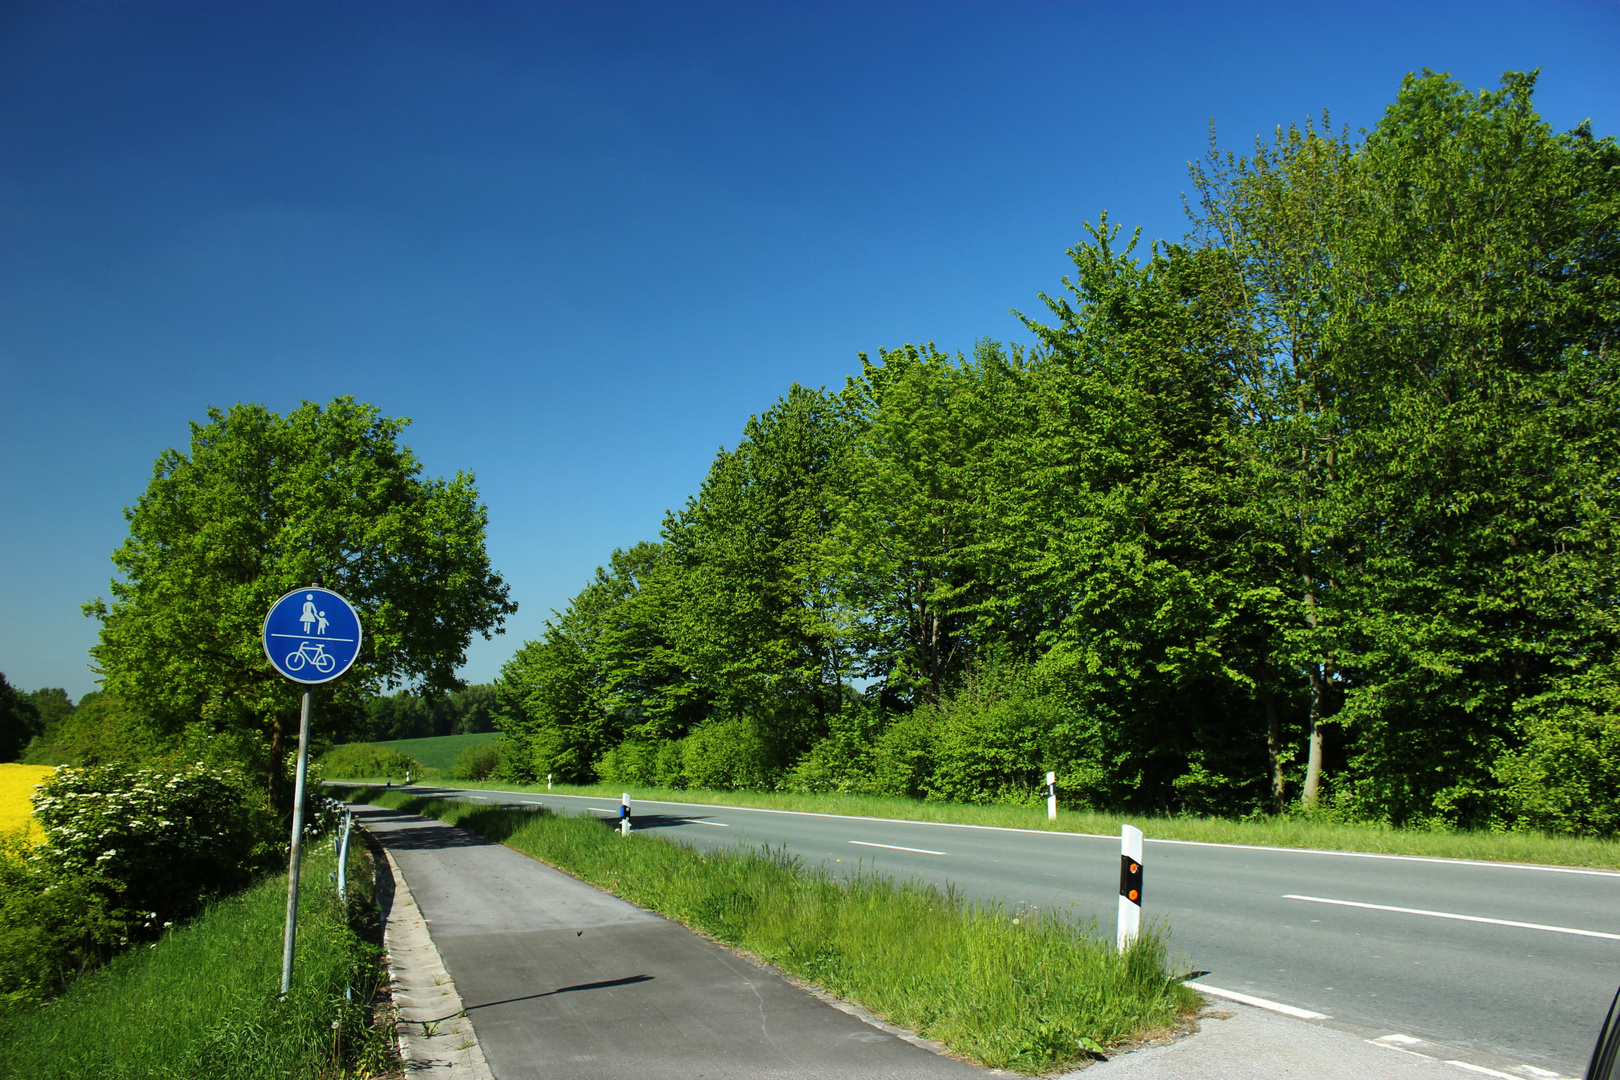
top-left (0, 840), bottom-right (392, 1079)
top-left (347, 786), bottom-right (1196, 1074)
top-left (363, 732), bottom-right (496, 772)
top-left (426, 778), bottom-right (1620, 870)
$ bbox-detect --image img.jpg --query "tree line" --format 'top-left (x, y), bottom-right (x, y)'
top-left (495, 71), bottom-right (1620, 835)
top-left (0, 675), bottom-right (497, 767)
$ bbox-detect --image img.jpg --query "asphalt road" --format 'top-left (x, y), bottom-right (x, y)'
top-left (385, 785), bottom-right (1620, 1077)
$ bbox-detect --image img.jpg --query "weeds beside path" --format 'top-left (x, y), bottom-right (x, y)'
top-left (0, 842), bottom-right (395, 1080)
top-left (348, 787), bottom-right (1197, 1074)
top-left (386, 779), bottom-right (1620, 871)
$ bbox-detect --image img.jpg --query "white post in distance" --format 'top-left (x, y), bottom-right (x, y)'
top-left (619, 792), bottom-right (632, 835)
top-left (547, 773), bottom-right (553, 790)
top-left (1046, 771), bottom-right (1057, 821)
top-left (1117, 823), bottom-right (1143, 951)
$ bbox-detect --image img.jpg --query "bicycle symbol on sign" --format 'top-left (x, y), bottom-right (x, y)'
top-left (285, 642), bottom-right (336, 674)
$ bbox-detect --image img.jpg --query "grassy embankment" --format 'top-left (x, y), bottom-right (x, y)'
top-left (0, 839), bottom-right (393, 1080)
top-left (385, 776), bottom-right (1620, 871)
top-left (347, 786), bottom-right (1196, 1074)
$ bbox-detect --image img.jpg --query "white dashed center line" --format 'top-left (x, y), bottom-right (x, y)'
top-left (848, 840), bottom-right (947, 855)
top-left (1284, 895), bottom-right (1620, 941)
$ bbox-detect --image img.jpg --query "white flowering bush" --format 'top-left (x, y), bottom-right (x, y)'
top-left (31, 762), bottom-right (275, 929)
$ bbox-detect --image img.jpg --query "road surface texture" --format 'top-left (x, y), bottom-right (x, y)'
top-left (375, 784), bottom-right (1619, 1078)
top-left (355, 801), bottom-right (990, 1080)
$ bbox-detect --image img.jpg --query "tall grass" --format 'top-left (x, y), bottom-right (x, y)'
top-left (0, 841), bottom-right (392, 1080)
top-left (424, 779), bottom-right (1620, 870)
top-left (353, 788), bottom-right (1195, 1073)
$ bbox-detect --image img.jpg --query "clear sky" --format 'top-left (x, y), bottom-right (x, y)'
top-left (3, 1), bottom-right (1617, 702)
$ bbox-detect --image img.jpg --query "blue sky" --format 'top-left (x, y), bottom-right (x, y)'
top-left (3, 1), bottom-right (1617, 701)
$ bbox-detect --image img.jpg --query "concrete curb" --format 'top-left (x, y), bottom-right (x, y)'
top-left (375, 842), bottom-right (496, 1079)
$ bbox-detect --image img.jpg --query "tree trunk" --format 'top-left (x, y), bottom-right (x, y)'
top-left (1302, 664), bottom-right (1326, 808)
top-left (268, 712), bottom-right (287, 818)
top-left (1264, 689), bottom-right (1286, 814)
top-left (1299, 568), bottom-right (1328, 809)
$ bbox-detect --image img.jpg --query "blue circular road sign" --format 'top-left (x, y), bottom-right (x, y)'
top-left (262, 587), bottom-right (363, 684)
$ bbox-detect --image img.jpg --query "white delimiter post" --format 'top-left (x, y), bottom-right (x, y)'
top-left (1117, 823), bottom-right (1143, 951)
top-left (620, 792), bottom-right (632, 836)
top-left (1046, 771), bottom-right (1057, 821)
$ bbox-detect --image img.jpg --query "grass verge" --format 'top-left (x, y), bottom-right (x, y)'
top-left (0, 839), bottom-right (395, 1079)
top-left (348, 786), bottom-right (1196, 1074)
top-left (410, 779), bottom-right (1620, 871)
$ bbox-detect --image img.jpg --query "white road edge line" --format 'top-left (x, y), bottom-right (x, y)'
top-left (1284, 894), bottom-right (1620, 941)
top-left (440, 787), bottom-right (1620, 878)
top-left (685, 820), bottom-right (730, 827)
top-left (849, 840), bottom-right (948, 856)
top-left (1190, 983), bottom-right (1329, 1020)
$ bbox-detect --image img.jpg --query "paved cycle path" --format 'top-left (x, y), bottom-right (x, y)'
top-left (355, 803), bottom-right (988, 1080)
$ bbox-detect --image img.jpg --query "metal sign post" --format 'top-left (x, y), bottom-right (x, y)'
top-left (263, 586), bottom-right (363, 998)
top-left (281, 689), bottom-right (314, 996)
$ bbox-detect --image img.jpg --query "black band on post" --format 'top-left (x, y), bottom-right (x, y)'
top-left (1119, 853), bottom-right (1143, 904)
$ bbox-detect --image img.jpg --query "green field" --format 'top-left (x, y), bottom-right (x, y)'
top-left (360, 731), bottom-right (497, 771)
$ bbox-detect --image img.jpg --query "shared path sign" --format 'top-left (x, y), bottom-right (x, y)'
top-left (263, 584), bottom-right (363, 997)
top-left (261, 587), bottom-right (363, 683)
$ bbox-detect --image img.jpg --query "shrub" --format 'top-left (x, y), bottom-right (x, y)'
top-left (782, 707), bottom-right (880, 794)
top-left (0, 832), bottom-right (117, 1011)
top-left (30, 763), bottom-right (276, 932)
top-left (1495, 669), bottom-right (1620, 837)
top-left (680, 718), bottom-right (774, 790)
top-left (452, 740), bottom-right (502, 781)
top-left (595, 737), bottom-right (687, 788)
top-left (316, 742), bottom-right (424, 780)
top-left (866, 710), bottom-right (938, 798)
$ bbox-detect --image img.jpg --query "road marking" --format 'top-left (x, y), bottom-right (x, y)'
top-left (683, 820), bottom-right (730, 827)
top-left (587, 808), bottom-right (617, 813)
top-left (432, 787), bottom-right (1620, 877)
top-left (1190, 983), bottom-right (1329, 1019)
top-left (849, 840), bottom-right (947, 856)
top-left (1284, 895), bottom-right (1620, 941)
top-left (1371, 1037), bottom-right (1573, 1079)
top-left (1444, 1061), bottom-right (1521, 1079)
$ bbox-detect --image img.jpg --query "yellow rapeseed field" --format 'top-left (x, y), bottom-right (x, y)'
top-left (0, 763), bottom-right (56, 843)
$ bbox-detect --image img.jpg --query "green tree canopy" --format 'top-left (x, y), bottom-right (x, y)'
top-left (84, 397), bottom-right (516, 810)
top-left (0, 674), bottom-right (43, 763)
